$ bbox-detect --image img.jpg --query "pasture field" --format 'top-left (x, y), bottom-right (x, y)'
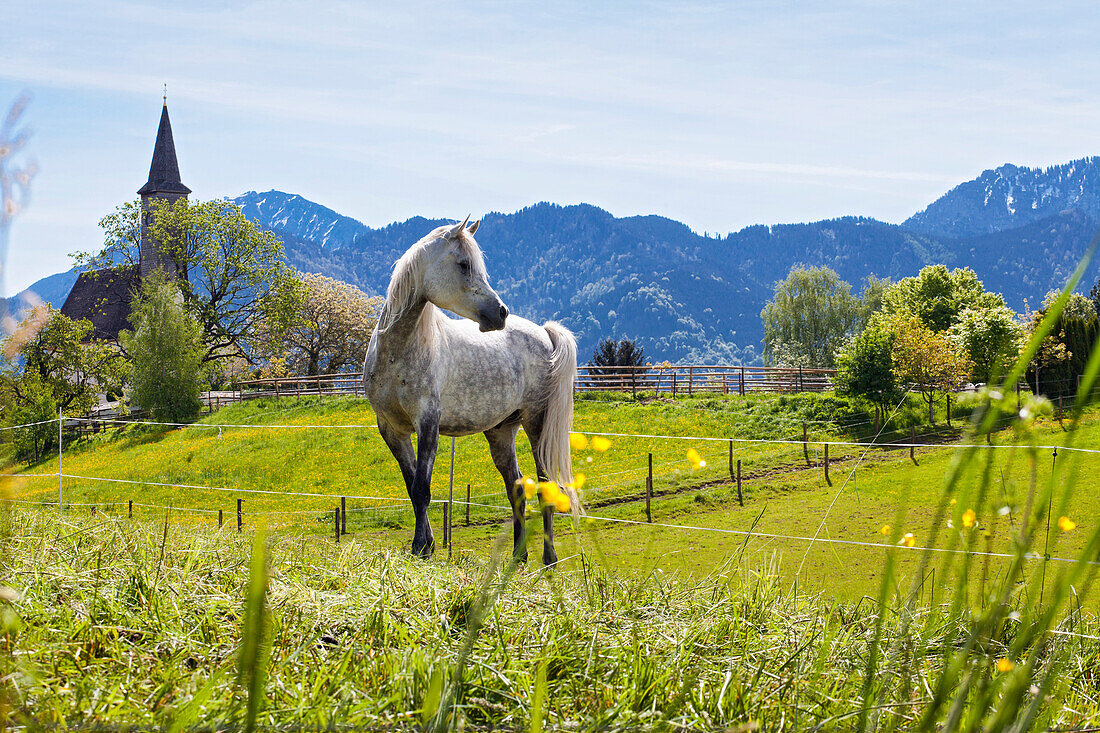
top-left (1, 391), bottom-right (1096, 601)
top-left (3, 391), bottom-right (1100, 728)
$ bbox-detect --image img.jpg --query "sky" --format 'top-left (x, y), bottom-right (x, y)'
top-left (3, 0), bottom-right (1100, 293)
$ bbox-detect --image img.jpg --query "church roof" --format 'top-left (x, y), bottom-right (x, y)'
top-left (59, 266), bottom-right (140, 341)
top-left (137, 103), bottom-right (191, 196)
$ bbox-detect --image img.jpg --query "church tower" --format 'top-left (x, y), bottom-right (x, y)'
top-left (136, 98), bottom-right (190, 279)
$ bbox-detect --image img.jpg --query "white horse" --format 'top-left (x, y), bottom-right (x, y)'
top-left (363, 217), bottom-right (577, 564)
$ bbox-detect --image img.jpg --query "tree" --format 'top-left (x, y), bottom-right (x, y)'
top-left (589, 338), bottom-right (647, 389)
top-left (761, 266), bottom-right (860, 368)
top-left (833, 319), bottom-right (900, 410)
top-left (270, 272), bottom-right (383, 376)
top-left (1021, 291), bottom-right (1099, 396)
top-left (947, 305), bottom-right (1023, 384)
top-left (0, 306), bottom-right (126, 459)
top-left (857, 275), bottom-right (892, 327)
top-left (120, 274), bottom-right (205, 422)
top-left (82, 198), bottom-right (302, 366)
top-left (891, 316), bottom-right (974, 423)
top-left (880, 265), bottom-right (1006, 332)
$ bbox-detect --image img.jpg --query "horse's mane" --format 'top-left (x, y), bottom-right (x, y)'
top-left (377, 224), bottom-right (488, 349)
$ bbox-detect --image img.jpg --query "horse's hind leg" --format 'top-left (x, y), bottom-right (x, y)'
top-left (523, 419), bottom-right (559, 567)
top-left (484, 424), bottom-right (526, 562)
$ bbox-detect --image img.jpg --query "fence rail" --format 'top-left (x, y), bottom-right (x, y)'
top-left (234, 365), bottom-right (837, 400)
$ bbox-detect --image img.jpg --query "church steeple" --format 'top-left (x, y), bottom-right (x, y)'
top-left (138, 101), bottom-right (190, 279)
top-left (137, 102), bottom-right (190, 196)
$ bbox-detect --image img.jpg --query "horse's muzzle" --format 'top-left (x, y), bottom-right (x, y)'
top-left (478, 302), bottom-right (509, 332)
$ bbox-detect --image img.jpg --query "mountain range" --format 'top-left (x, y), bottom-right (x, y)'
top-left (12, 157), bottom-right (1100, 364)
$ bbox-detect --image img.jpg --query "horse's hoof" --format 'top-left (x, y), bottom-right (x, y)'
top-left (411, 540), bottom-right (434, 559)
top-left (543, 550), bottom-right (558, 567)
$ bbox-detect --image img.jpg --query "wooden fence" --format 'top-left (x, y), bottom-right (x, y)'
top-left (234, 365), bottom-right (836, 400)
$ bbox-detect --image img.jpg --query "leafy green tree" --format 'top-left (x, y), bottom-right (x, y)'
top-left (881, 265), bottom-right (1006, 332)
top-left (761, 266), bottom-right (860, 368)
top-left (82, 198), bottom-right (303, 366)
top-left (892, 315), bottom-right (974, 423)
top-left (1, 305), bottom-right (125, 415)
top-left (1021, 291), bottom-right (1099, 396)
top-left (948, 305), bottom-right (1023, 384)
top-left (857, 275), bottom-right (892, 329)
top-left (120, 274), bottom-right (205, 422)
top-left (0, 306), bottom-right (126, 459)
top-left (834, 318), bottom-right (900, 410)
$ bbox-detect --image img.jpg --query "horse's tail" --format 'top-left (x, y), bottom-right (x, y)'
top-left (539, 321), bottom-right (578, 511)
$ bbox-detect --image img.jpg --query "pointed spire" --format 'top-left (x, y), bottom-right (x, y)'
top-left (137, 102), bottom-right (191, 196)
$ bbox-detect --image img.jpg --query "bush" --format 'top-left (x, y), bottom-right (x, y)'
top-left (834, 321), bottom-right (900, 409)
top-left (121, 274), bottom-right (204, 422)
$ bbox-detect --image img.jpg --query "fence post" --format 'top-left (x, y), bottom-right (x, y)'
top-left (335, 507), bottom-right (340, 544)
top-left (824, 444), bottom-right (830, 485)
top-left (58, 407), bottom-right (63, 513)
top-left (448, 437), bottom-right (455, 549)
top-left (910, 427), bottom-right (917, 464)
top-left (799, 367), bottom-right (804, 392)
top-left (275, 380), bottom-right (280, 399)
top-left (218, 508), bottom-right (223, 528)
top-left (803, 422), bottom-right (810, 465)
top-left (466, 483), bottom-right (471, 525)
top-left (128, 499), bottom-right (133, 519)
top-left (688, 366), bottom-right (694, 396)
top-left (946, 393), bottom-right (952, 428)
top-left (341, 496), bottom-right (347, 535)
top-left (736, 459), bottom-right (743, 506)
top-left (237, 499), bottom-right (243, 533)
top-left (672, 373), bottom-right (677, 396)
top-left (646, 453), bottom-right (653, 523)
top-left (739, 365), bottom-right (745, 396)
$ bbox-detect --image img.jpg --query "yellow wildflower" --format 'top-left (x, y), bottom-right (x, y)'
top-left (591, 436), bottom-right (612, 452)
top-left (899, 533), bottom-right (916, 548)
top-left (687, 448), bottom-right (705, 468)
top-left (996, 658), bottom-right (1015, 673)
top-left (1058, 516), bottom-right (1076, 532)
top-left (517, 477), bottom-right (537, 500)
top-left (553, 492), bottom-right (571, 512)
top-left (962, 509), bottom-right (976, 528)
top-left (569, 433), bottom-right (588, 451)
top-left (950, 498), bottom-right (957, 506)
top-left (572, 473), bottom-right (586, 489)
top-left (539, 481), bottom-right (560, 502)
top-left (880, 524), bottom-right (891, 536)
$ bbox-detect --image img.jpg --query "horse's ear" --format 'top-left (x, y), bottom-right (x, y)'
top-left (448, 215), bottom-right (470, 239)
top-left (467, 219), bottom-right (479, 236)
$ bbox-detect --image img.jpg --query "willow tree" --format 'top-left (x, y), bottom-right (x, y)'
top-left (761, 266), bottom-right (860, 368)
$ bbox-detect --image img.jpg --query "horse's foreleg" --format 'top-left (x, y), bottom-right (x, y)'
top-left (484, 425), bottom-right (525, 562)
top-left (411, 414), bottom-right (440, 558)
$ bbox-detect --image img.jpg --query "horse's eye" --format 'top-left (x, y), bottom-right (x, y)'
top-left (459, 261), bottom-right (470, 274)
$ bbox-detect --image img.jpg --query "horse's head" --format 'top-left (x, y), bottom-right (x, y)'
top-left (421, 216), bottom-right (509, 332)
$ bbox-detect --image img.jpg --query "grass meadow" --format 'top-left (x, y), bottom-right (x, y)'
top-left (3, 371), bottom-right (1100, 726)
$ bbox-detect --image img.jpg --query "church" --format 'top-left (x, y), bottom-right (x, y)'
top-left (60, 99), bottom-right (190, 340)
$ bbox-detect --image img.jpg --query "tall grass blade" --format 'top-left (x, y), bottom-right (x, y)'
top-left (237, 528), bottom-right (269, 733)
